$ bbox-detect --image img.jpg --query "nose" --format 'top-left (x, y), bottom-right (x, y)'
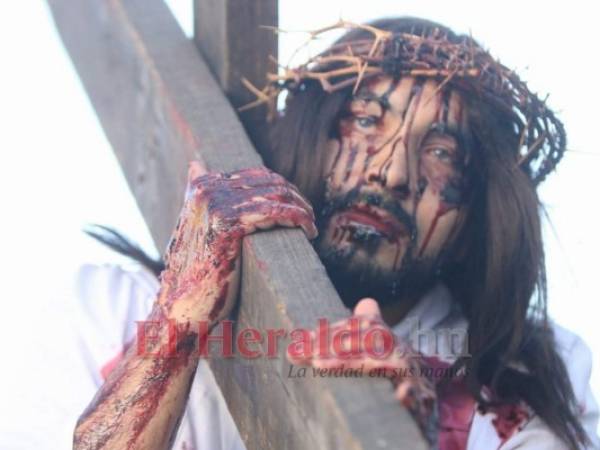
top-left (364, 136), bottom-right (411, 199)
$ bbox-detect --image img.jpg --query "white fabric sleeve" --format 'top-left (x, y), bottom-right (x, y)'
top-left (0, 263), bottom-right (161, 450)
top-left (560, 330), bottom-right (600, 449)
top-left (73, 263), bottom-right (158, 386)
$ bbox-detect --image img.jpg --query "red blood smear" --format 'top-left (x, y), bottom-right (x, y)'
top-left (208, 282), bottom-right (230, 321)
top-left (343, 146), bottom-right (358, 182)
top-left (394, 83), bottom-right (424, 186)
top-left (75, 308), bottom-right (193, 449)
top-left (123, 307), bottom-right (198, 449)
top-left (418, 202), bottom-right (452, 257)
top-left (84, 168), bottom-right (319, 448)
top-left (100, 350), bottom-right (124, 381)
top-left (127, 338), bottom-right (196, 449)
top-left (491, 404), bottom-right (529, 442)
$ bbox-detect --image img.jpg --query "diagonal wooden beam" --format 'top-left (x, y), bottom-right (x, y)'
top-left (45, 0), bottom-right (427, 449)
top-left (194, 0), bottom-right (277, 155)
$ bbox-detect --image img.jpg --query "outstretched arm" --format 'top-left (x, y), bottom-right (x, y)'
top-left (74, 164), bottom-right (317, 450)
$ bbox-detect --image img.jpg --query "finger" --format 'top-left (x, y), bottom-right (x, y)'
top-left (228, 183), bottom-right (314, 219)
top-left (197, 175), bottom-right (313, 218)
top-left (353, 298), bottom-right (382, 318)
top-left (260, 185), bottom-right (314, 219)
top-left (312, 357), bottom-right (344, 369)
top-left (239, 203), bottom-right (318, 240)
top-left (198, 167), bottom-right (283, 191)
top-left (360, 358), bottom-right (401, 376)
top-left (188, 160), bottom-right (209, 183)
top-left (286, 333), bottom-right (316, 366)
top-left (317, 315), bottom-right (390, 362)
top-left (225, 166), bottom-right (286, 184)
top-left (272, 204), bottom-right (318, 240)
top-left (194, 168), bottom-right (315, 220)
top-left (395, 379), bottom-right (415, 404)
top-left (202, 168), bottom-right (307, 205)
top-left (312, 356), bottom-right (367, 370)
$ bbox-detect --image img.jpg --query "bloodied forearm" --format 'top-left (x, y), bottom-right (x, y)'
top-left (74, 166), bottom-right (317, 450)
top-left (72, 307), bottom-right (204, 450)
top-left (73, 251), bottom-right (238, 450)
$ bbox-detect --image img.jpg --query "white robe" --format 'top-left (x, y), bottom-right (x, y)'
top-left (71, 263), bottom-right (600, 450)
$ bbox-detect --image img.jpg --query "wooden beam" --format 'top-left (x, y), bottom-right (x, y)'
top-left (194, 0), bottom-right (277, 155)
top-left (46, 1), bottom-right (427, 449)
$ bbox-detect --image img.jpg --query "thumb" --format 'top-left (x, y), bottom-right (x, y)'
top-left (187, 160), bottom-right (208, 184)
top-left (353, 298), bottom-right (381, 318)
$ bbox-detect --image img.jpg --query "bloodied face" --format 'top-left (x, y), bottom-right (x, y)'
top-left (315, 75), bottom-right (470, 307)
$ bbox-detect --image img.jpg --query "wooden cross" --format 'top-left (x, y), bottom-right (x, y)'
top-left (47, 1), bottom-right (426, 448)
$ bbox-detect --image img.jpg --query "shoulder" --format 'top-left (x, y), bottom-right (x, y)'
top-left (467, 323), bottom-right (599, 450)
top-left (551, 321), bottom-right (594, 391)
top-left (470, 323), bottom-right (600, 450)
top-left (75, 262), bottom-right (159, 303)
top-left (74, 263), bottom-right (159, 324)
top-left (551, 322), bottom-right (600, 449)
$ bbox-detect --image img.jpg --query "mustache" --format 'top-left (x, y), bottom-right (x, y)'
top-left (319, 189), bottom-right (416, 237)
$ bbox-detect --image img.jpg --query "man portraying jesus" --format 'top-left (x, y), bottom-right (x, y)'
top-left (72, 17), bottom-right (599, 450)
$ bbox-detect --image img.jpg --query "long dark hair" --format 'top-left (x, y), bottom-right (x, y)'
top-left (265, 17), bottom-right (589, 449)
top-left (84, 224), bottom-right (165, 277)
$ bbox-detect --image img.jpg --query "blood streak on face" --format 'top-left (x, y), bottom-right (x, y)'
top-left (316, 75), bottom-right (469, 304)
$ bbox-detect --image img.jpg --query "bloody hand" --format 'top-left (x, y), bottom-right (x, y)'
top-left (158, 162), bottom-right (317, 324)
top-left (73, 163), bottom-right (317, 450)
top-left (287, 299), bottom-right (438, 445)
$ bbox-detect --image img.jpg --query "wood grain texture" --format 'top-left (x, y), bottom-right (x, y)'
top-left (46, 0), bottom-right (427, 448)
top-left (194, 0), bottom-right (277, 155)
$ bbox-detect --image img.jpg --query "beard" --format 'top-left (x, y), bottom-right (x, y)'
top-left (314, 189), bottom-right (441, 309)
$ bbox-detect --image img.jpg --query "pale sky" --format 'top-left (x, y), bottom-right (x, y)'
top-left (0, 0), bottom-right (598, 445)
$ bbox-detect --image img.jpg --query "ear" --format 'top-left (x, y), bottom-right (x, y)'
top-left (353, 298), bottom-right (382, 318)
top-left (187, 160), bottom-right (208, 183)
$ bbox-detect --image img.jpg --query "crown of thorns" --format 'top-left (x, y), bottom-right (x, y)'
top-left (242, 21), bottom-right (565, 185)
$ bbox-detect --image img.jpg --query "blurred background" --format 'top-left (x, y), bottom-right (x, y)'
top-left (0, 1), bottom-right (598, 448)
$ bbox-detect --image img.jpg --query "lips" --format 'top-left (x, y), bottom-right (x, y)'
top-left (334, 203), bottom-right (410, 240)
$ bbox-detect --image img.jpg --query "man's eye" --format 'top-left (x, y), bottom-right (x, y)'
top-left (431, 147), bottom-right (453, 162)
top-left (355, 116), bottom-right (378, 128)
